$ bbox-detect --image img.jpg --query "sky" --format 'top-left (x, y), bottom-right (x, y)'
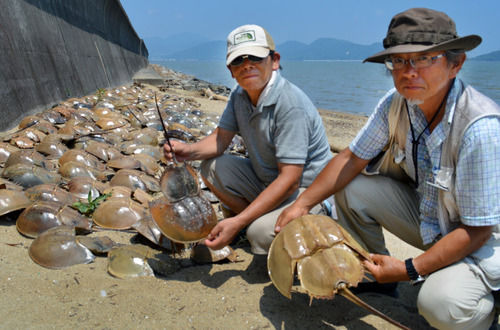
top-left (120, 0), bottom-right (500, 57)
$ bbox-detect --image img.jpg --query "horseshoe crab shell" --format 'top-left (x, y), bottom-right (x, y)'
top-left (159, 163), bottom-right (200, 203)
top-left (5, 150), bottom-right (51, 169)
top-left (59, 161), bottom-right (113, 181)
top-left (267, 215), bottom-right (409, 330)
top-left (66, 177), bottom-right (108, 200)
top-left (76, 235), bottom-right (118, 255)
top-left (16, 201), bottom-right (93, 238)
top-left (28, 225), bottom-right (95, 269)
top-left (0, 142), bottom-right (19, 166)
top-left (190, 245), bottom-right (239, 264)
top-left (107, 156), bottom-right (142, 171)
top-left (109, 169), bottom-right (160, 193)
top-left (35, 138), bottom-right (68, 158)
top-left (58, 149), bottom-right (106, 171)
top-left (0, 189), bottom-right (32, 216)
top-left (107, 244), bottom-right (180, 279)
top-left (107, 244), bottom-right (154, 278)
top-left (132, 214), bottom-right (180, 250)
top-left (92, 198), bottom-right (146, 229)
top-left (2, 164), bottom-right (62, 188)
top-left (268, 215), bottom-right (370, 300)
top-left (24, 183), bottom-right (79, 205)
top-left (149, 195), bottom-right (217, 243)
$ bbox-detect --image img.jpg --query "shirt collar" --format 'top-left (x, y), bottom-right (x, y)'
top-left (256, 70), bottom-right (278, 107)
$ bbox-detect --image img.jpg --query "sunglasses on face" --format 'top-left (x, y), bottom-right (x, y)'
top-left (229, 54), bottom-right (267, 67)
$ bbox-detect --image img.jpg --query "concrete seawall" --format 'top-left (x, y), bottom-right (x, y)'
top-left (0, 0), bottom-right (149, 131)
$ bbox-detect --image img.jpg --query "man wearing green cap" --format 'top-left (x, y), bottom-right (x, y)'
top-left (164, 24), bottom-right (332, 256)
top-left (277, 8), bottom-right (499, 329)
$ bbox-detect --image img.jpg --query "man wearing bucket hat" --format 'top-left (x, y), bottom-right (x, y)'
top-left (164, 24), bottom-right (332, 256)
top-left (277, 8), bottom-right (500, 329)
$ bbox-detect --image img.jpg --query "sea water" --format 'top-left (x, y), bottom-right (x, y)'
top-left (153, 59), bottom-right (500, 116)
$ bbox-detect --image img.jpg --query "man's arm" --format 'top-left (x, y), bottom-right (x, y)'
top-left (164, 127), bottom-right (235, 162)
top-left (204, 162), bottom-right (304, 250)
top-left (365, 224), bottom-right (494, 283)
top-left (275, 147), bottom-right (371, 232)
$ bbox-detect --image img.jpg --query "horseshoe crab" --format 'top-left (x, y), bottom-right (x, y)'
top-left (190, 244), bottom-right (239, 264)
top-left (4, 149), bottom-right (52, 170)
top-left (109, 169), bottom-right (160, 193)
top-left (58, 149), bottom-right (106, 171)
top-left (92, 197), bottom-right (146, 230)
top-left (148, 94), bottom-right (217, 243)
top-left (35, 136), bottom-right (68, 158)
top-left (66, 176), bottom-right (108, 200)
top-left (2, 164), bottom-right (62, 188)
top-left (107, 244), bottom-right (180, 278)
top-left (24, 183), bottom-right (79, 205)
top-left (267, 215), bottom-right (408, 329)
top-left (159, 162), bottom-right (200, 203)
top-left (28, 225), bottom-right (95, 269)
top-left (59, 161), bottom-right (113, 181)
top-left (149, 195), bottom-right (217, 243)
top-left (0, 188), bottom-right (32, 216)
top-left (16, 201), bottom-right (93, 238)
top-left (76, 235), bottom-right (118, 254)
top-left (0, 142), bottom-right (19, 166)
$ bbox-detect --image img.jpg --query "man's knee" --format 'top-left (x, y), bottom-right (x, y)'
top-left (334, 175), bottom-right (373, 211)
top-left (418, 276), bottom-right (495, 329)
top-left (200, 158), bottom-right (216, 183)
top-left (246, 218), bottom-right (275, 255)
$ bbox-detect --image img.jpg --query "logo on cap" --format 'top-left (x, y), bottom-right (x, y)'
top-left (234, 30), bottom-right (256, 45)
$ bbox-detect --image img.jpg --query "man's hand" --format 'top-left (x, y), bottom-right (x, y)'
top-left (163, 140), bottom-right (191, 162)
top-left (363, 254), bottom-right (408, 283)
top-left (204, 217), bottom-right (243, 250)
top-left (274, 203), bottom-right (309, 233)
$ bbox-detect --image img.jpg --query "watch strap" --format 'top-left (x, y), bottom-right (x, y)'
top-left (405, 258), bottom-right (419, 281)
top-left (405, 258), bottom-right (426, 285)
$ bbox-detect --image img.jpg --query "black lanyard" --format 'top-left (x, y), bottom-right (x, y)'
top-left (404, 80), bottom-right (454, 187)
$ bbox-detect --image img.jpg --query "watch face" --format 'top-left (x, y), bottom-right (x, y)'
top-left (410, 276), bottom-right (426, 286)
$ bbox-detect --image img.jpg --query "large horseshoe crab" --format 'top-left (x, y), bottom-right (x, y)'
top-left (267, 215), bottom-right (409, 330)
top-left (149, 93), bottom-right (217, 243)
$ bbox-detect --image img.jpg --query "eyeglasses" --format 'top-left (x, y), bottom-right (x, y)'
top-left (229, 54), bottom-right (267, 67)
top-left (384, 54), bottom-right (445, 71)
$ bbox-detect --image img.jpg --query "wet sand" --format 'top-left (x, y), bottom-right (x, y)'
top-left (0, 85), bottom-right (431, 329)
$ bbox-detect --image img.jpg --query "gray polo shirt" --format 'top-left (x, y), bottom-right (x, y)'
top-left (219, 72), bottom-right (332, 186)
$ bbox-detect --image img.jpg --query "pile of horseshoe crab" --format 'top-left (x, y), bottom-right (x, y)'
top-left (268, 215), bottom-right (409, 330)
top-left (0, 83), bottom-right (243, 278)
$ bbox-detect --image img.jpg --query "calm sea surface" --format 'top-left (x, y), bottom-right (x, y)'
top-left (152, 60), bottom-right (500, 117)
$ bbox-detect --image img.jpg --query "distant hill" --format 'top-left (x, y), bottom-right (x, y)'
top-left (147, 35), bottom-right (383, 61)
top-left (144, 33), bottom-right (210, 59)
top-left (471, 50), bottom-right (500, 61)
top-left (165, 40), bottom-right (226, 61)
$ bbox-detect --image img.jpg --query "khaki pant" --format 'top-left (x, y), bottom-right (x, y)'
top-left (334, 174), bottom-right (497, 329)
top-left (201, 154), bottom-right (322, 255)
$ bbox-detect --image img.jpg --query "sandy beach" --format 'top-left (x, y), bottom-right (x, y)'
top-left (0, 83), bottom-right (432, 329)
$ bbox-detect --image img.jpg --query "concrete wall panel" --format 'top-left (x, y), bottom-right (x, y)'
top-left (0, 0), bottom-right (149, 130)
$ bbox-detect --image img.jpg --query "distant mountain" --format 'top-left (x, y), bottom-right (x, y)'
top-left (471, 50), bottom-right (500, 61)
top-left (144, 33), bottom-right (210, 59)
top-left (148, 37), bottom-right (383, 61)
top-left (165, 40), bottom-right (226, 60)
top-left (281, 38), bottom-right (381, 60)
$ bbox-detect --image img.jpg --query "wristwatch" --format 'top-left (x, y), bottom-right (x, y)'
top-left (405, 258), bottom-right (426, 285)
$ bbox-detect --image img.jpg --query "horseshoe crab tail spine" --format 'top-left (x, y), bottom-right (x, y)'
top-left (338, 284), bottom-right (410, 330)
top-left (154, 92), bottom-right (177, 164)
